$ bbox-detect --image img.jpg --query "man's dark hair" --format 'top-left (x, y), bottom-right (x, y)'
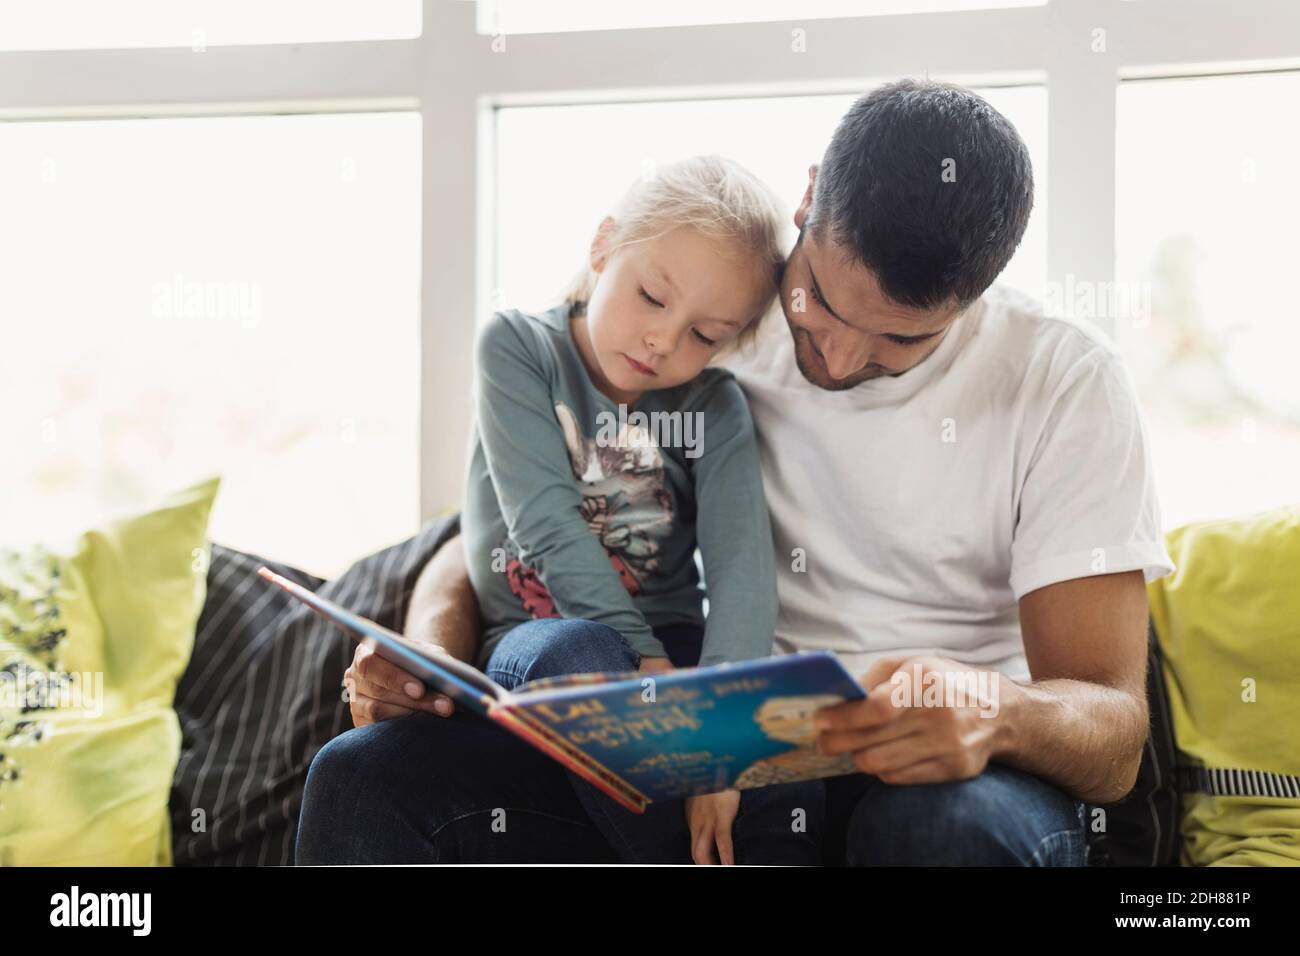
top-left (808, 78), bottom-right (1034, 309)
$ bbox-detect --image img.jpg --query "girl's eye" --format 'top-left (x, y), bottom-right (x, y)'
top-left (639, 287), bottom-right (664, 308)
top-left (691, 328), bottom-right (717, 347)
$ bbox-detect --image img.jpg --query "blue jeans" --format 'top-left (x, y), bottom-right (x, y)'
top-left (476, 618), bottom-right (820, 863)
top-left (297, 618), bottom-right (822, 864)
top-left (483, 617), bottom-right (703, 683)
top-left (821, 766), bottom-right (1088, 865)
top-left (295, 717), bottom-right (1084, 865)
top-left (296, 619), bottom-right (1086, 865)
top-left (481, 619), bottom-right (1084, 866)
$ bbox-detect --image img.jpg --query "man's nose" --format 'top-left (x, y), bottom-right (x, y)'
top-left (821, 327), bottom-right (873, 379)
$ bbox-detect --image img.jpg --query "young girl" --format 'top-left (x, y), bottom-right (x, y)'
top-left (462, 156), bottom-right (809, 864)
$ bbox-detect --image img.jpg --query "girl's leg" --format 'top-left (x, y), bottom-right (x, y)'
top-left (481, 618), bottom-right (822, 863)
top-left (484, 617), bottom-right (639, 690)
top-left (482, 618), bottom-right (690, 861)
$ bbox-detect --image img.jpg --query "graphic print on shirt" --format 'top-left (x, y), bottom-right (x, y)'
top-left (503, 401), bottom-right (675, 619)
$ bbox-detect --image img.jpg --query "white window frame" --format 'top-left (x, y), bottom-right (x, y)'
top-left (3, 0), bottom-right (1299, 520)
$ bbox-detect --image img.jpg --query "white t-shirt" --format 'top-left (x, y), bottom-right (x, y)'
top-left (721, 284), bottom-right (1175, 683)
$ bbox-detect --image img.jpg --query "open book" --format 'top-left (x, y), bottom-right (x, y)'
top-left (259, 566), bottom-right (865, 813)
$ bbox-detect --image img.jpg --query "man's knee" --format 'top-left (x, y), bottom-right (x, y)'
top-left (299, 723), bottom-right (401, 829)
top-left (844, 766), bottom-right (1086, 866)
top-left (296, 715), bottom-right (452, 863)
top-left (304, 718), bottom-right (413, 800)
top-left (299, 710), bottom-right (616, 862)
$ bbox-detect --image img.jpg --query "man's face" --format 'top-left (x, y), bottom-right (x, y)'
top-left (779, 169), bottom-right (967, 391)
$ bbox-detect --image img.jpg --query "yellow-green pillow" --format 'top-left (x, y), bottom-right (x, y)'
top-left (0, 476), bottom-right (220, 866)
top-left (1149, 504), bottom-right (1300, 866)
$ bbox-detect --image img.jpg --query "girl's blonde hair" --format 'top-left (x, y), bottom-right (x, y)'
top-left (562, 155), bottom-right (787, 354)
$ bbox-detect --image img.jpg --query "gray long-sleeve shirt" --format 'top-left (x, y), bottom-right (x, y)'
top-left (462, 302), bottom-right (778, 670)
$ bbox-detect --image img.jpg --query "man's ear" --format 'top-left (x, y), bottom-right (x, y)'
top-left (589, 215), bottom-right (616, 273)
top-left (793, 164), bottom-right (818, 229)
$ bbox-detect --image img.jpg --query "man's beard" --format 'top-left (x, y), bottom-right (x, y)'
top-left (787, 320), bottom-right (888, 391)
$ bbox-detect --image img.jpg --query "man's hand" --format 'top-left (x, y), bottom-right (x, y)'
top-left (344, 642), bottom-right (458, 727)
top-left (685, 790), bottom-right (742, 864)
top-left (638, 656), bottom-right (674, 674)
top-left (812, 571), bottom-right (1151, 804)
top-left (345, 532), bottom-right (482, 728)
top-left (813, 655), bottom-right (1012, 786)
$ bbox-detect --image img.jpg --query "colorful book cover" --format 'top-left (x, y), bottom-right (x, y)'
top-left (258, 567), bottom-right (865, 813)
top-left (507, 656), bottom-right (865, 805)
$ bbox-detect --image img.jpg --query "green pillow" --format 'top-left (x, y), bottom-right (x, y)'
top-left (1149, 504), bottom-right (1300, 866)
top-left (0, 476), bottom-right (219, 865)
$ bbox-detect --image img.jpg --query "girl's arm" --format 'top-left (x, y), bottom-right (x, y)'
top-left (690, 375), bottom-right (779, 666)
top-left (472, 312), bottom-right (663, 659)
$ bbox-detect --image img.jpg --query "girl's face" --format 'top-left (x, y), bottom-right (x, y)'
top-left (575, 221), bottom-right (773, 403)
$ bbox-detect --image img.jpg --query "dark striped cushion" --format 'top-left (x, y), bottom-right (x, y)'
top-left (1083, 620), bottom-right (1181, 866)
top-left (168, 515), bottom-right (460, 866)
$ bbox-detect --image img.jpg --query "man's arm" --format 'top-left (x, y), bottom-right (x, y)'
top-left (343, 531), bottom-right (482, 727)
top-left (402, 529), bottom-right (481, 662)
top-left (994, 570), bottom-right (1150, 804)
top-left (814, 571), bottom-right (1150, 806)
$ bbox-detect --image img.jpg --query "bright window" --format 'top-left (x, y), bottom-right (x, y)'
top-left (0, 112), bottom-right (422, 577)
top-left (479, 0), bottom-right (1044, 34)
top-left (0, 1), bottom-right (421, 51)
top-left (493, 86), bottom-right (1047, 314)
top-left (1116, 71), bottom-right (1300, 528)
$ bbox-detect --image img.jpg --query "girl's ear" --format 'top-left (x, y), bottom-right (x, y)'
top-left (589, 216), bottom-right (617, 273)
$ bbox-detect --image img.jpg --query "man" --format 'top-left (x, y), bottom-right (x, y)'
top-left (296, 80), bottom-right (1173, 866)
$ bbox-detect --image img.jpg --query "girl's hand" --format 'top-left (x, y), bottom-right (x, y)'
top-left (638, 656), bottom-right (674, 674)
top-left (684, 790), bottom-right (742, 865)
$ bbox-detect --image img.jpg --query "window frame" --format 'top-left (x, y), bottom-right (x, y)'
top-left (2, 0), bottom-right (1298, 519)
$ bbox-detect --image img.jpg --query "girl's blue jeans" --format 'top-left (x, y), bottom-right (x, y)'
top-left (483, 616), bottom-right (699, 683)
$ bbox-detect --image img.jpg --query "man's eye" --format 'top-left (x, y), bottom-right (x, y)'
top-left (885, 335), bottom-right (922, 346)
top-left (691, 328), bottom-right (717, 347)
top-left (639, 287), bottom-right (664, 308)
